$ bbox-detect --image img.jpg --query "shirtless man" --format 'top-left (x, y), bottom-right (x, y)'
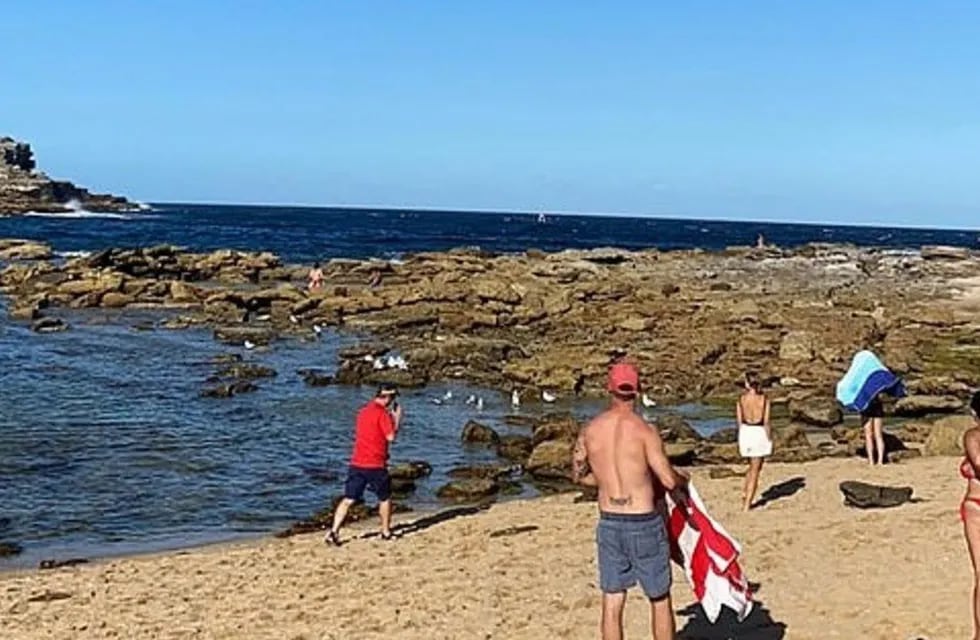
top-left (573, 362), bottom-right (688, 640)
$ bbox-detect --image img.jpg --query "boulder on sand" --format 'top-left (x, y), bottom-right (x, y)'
top-left (839, 481), bottom-right (913, 509)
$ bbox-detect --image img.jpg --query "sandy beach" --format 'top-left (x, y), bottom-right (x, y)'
top-left (0, 455), bottom-right (969, 639)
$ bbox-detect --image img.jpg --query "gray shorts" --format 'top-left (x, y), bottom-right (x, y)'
top-left (596, 511), bottom-right (671, 599)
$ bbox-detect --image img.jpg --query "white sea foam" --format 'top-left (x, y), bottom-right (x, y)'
top-left (56, 250), bottom-right (93, 259)
top-left (24, 210), bottom-right (136, 220)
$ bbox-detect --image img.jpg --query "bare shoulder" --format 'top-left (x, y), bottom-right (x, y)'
top-left (626, 412), bottom-right (657, 439)
top-left (965, 427), bottom-right (980, 447)
top-left (586, 409), bottom-right (614, 430)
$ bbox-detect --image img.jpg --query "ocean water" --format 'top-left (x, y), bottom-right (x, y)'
top-left (0, 205), bottom-right (976, 568)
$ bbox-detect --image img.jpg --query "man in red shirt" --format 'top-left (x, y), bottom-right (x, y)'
top-left (326, 383), bottom-right (403, 545)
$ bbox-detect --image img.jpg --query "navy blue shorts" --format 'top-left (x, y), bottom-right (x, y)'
top-left (596, 511), bottom-right (671, 599)
top-left (344, 466), bottom-right (392, 502)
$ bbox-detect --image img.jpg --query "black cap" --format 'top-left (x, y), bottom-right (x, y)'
top-left (377, 382), bottom-right (399, 397)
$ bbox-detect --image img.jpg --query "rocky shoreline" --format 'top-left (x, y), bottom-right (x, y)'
top-left (2, 238), bottom-right (978, 406)
top-left (0, 137), bottom-right (134, 214)
top-left (2, 236), bottom-right (979, 556)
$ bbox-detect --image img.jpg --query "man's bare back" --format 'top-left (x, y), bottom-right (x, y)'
top-left (574, 404), bottom-right (681, 513)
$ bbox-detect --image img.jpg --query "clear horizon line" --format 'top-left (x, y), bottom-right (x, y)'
top-left (149, 199), bottom-right (980, 234)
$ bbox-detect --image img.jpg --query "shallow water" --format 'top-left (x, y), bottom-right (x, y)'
top-left (0, 302), bottom-right (734, 568)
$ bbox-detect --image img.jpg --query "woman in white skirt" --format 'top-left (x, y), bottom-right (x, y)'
top-left (737, 372), bottom-right (772, 511)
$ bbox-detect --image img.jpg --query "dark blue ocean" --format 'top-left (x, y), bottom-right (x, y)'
top-left (3, 203), bottom-right (978, 262)
top-left (0, 204), bottom-right (976, 569)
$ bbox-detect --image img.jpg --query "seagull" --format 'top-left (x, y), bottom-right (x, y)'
top-left (443, 391), bottom-right (453, 401)
top-left (312, 324), bottom-right (323, 339)
top-left (431, 397), bottom-right (444, 406)
top-left (386, 355), bottom-right (408, 370)
top-left (476, 397), bottom-right (484, 411)
top-left (542, 390), bottom-right (557, 403)
top-left (372, 358), bottom-right (386, 371)
top-left (243, 340), bottom-right (256, 350)
top-left (641, 393), bottom-right (657, 408)
top-left (465, 394), bottom-right (477, 405)
top-left (289, 314), bottom-right (300, 325)
top-left (511, 390), bottom-right (521, 407)
top-left (363, 354), bottom-right (375, 362)
top-left (255, 314), bottom-right (271, 322)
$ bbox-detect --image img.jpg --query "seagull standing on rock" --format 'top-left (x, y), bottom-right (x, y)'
top-left (542, 390), bottom-right (557, 403)
top-left (243, 340), bottom-right (256, 350)
top-left (511, 390), bottom-right (521, 407)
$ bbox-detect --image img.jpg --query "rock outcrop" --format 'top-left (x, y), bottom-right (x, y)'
top-left (2, 239), bottom-right (979, 410)
top-left (0, 136), bottom-right (134, 214)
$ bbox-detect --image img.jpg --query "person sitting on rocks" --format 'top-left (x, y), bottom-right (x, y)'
top-left (959, 390), bottom-right (980, 639)
top-left (307, 262), bottom-right (324, 292)
top-left (737, 372), bottom-right (772, 511)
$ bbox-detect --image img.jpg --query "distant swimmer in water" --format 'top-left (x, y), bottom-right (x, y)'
top-left (756, 233), bottom-right (766, 249)
top-left (307, 262), bottom-right (324, 292)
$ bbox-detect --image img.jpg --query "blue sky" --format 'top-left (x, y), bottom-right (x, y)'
top-left (2, 1), bottom-right (980, 227)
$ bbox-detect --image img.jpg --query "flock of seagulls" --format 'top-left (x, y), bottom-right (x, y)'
top-left (427, 388), bottom-right (563, 409)
top-left (244, 316), bottom-right (663, 415)
top-left (364, 353), bottom-right (409, 371)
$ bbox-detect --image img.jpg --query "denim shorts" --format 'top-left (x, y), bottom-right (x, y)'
top-left (596, 511), bottom-right (671, 599)
top-left (343, 466), bottom-right (392, 502)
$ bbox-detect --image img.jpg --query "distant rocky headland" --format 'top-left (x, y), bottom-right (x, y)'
top-left (0, 136), bottom-right (134, 214)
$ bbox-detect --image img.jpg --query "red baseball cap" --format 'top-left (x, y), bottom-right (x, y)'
top-left (607, 362), bottom-right (640, 395)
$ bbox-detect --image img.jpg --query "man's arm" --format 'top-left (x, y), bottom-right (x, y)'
top-left (384, 405), bottom-right (402, 443)
top-left (644, 422), bottom-right (686, 492)
top-left (571, 429), bottom-right (596, 486)
top-left (965, 430), bottom-right (980, 475)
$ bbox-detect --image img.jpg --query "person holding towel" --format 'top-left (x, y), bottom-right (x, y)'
top-left (737, 372), bottom-right (772, 511)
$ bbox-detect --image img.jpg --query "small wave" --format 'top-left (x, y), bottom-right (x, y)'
top-left (56, 250), bottom-right (93, 259)
top-left (24, 210), bottom-right (136, 220)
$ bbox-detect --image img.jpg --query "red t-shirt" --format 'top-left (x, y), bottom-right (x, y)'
top-left (350, 400), bottom-right (396, 469)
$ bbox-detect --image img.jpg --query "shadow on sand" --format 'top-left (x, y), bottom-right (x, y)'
top-left (678, 600), bottom-right (787, 640)
top-left (751, 477), bottom-right (805, 510)
top-left (361, 504), bottom-right (491, 540)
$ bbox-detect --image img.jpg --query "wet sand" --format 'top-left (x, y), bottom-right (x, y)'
top-left (0, 456), bottom-right (970, 639)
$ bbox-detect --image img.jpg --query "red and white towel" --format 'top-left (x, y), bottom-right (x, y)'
top-left (665, 483), bottom-right (754, 623)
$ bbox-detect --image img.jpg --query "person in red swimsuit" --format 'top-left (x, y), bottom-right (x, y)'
top-left (961, 390), bottom-right (980, 639)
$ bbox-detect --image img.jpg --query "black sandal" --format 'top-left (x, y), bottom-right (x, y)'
top-left (380, 531), bottom-right (396, 541)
